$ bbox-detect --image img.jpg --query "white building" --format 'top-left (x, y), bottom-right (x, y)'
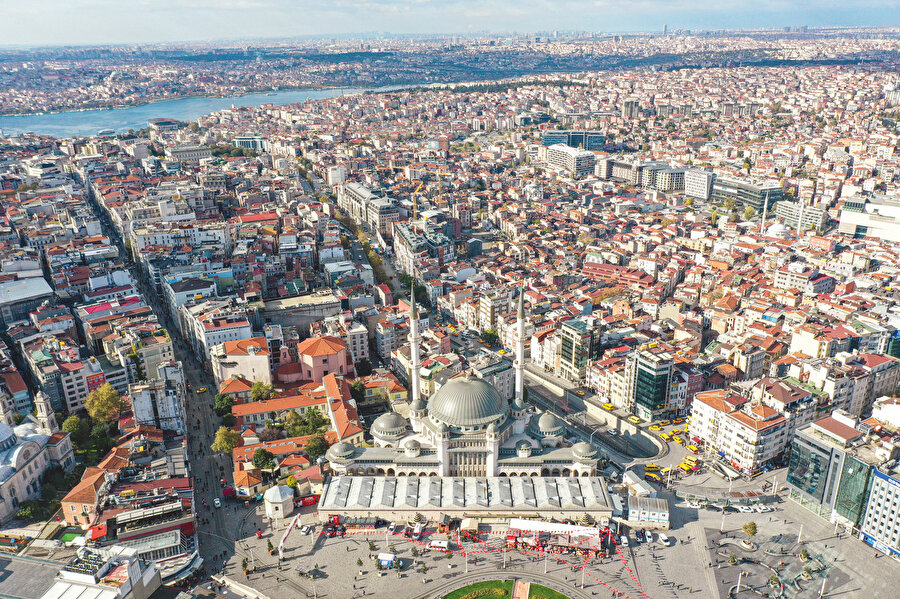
top-left (684, 169), bottom-right (715, 200)
top-left (546, 144), bottom-right (595, 178)
top-left (0, 392), bottom-right (74, 523)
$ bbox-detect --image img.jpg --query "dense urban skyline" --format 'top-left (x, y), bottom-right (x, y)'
top-left (3, 1), bottom-right (899, 46)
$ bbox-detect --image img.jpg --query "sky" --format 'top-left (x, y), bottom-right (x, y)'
top-left (3, 0), bottom-right (900, 46)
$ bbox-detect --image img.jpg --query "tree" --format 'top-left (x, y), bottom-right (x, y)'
top-left (743, 206), bottom-right (756, 220)
top-left (305, 433), bottom-right (331, 462)
top-left (482, 328), bottom-right (499, 347)
top-left (350, 379), bottom-right (366, 402)
top-left (742, 521), bottom-right (757, 538)
top-left (251, 382), bottom-right (274, 403)
top-left (286, 475), bottom-right (297, 487)
top-left (257, 426), bottom-right (285, 442)
top-left (221, 413), bottom-right (236, 427)
top-left (769, 574), bottom-right (781, 587)
top-left (214, 393), bottom-right (235, 417)
top-left (90, 423), bottom-right (114, 454)
top-left (242, 558), bottom-right (249, 573)
top-left (252, 448), bottom-right (276, 470)
top-left (420, 564), bottom-right (428, 575)
top-left (355, 358), bottom-right (373, 377)
top-left (710, 210), bottom-right (719, 226)
top-left (411, 546), bottom-right (418, 557)
top-left (62, 415), bottom-right (90, 446)
top-left (211, 426), bottom-right (242, 453)
top-left (85, 383), bottom-right (127, 423)
top-left (267, 539), bottom-right (275, 554)
top-left (728, 553), bottom-right (738, 565)
top-left (357, 557), bottom-right (363, 567)
top-left (723, 197), bottom-right (737, 212)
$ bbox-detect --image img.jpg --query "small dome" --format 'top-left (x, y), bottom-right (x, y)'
top-left (511, 395), bottom-right (526, 412)
top-left (529, 411), bottom-right (563, 438)
top-left (326, 441), bottom-right (356, 461)
top-left (427, 377), bottom-right (508, 429)
top-left (403, 438), bottom-right (420, 450)
top-left (767, 223), bottom-right (788, 237)
top-left (0, 423), bottom-right (14, 446)
top-left (572, 441), bottom-right (598, 460)
top-left (371, 412), bottom-right (409, 439)
top-left (410, 398), bottom-right (426, 412)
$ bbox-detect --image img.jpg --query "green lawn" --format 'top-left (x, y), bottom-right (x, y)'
top-left (528, 583), bottom-right (571, 599)
top-left (59, 533), bottom-right (80, 543)
top-left (443, 580), bottom-right (514, 599)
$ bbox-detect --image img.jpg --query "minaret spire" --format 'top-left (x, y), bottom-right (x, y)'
top-left (408, 280), bottom-right (422, 405)
top-left (514, 280), bottom-right (526, 403)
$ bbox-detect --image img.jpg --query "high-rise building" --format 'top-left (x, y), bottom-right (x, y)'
top-left (558, 318), bottom-right (602, 383)
top-left (628, 347), bottom-right (674, 421)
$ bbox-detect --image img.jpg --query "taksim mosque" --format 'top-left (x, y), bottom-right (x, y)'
top-left (319, 286), bottom-right (613, 524)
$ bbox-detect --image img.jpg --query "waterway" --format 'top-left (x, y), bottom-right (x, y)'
top-left (0, 86), bottom-right (396, 138)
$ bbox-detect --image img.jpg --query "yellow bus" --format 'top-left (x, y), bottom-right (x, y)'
top-left (683, 455), bottom-right (699, 466)
top-left (644, 472), bottom-right (661, 482)
top-left (658, 433), bottom-right (671, 442)
top-left (687, 444), bottom-right (700, 454)
top-left (679, 463), bottom-right (694, 473)
top-left (644, 464), bottom-right (660, 472)
top-left (628, 416), bottom-right (642, 425)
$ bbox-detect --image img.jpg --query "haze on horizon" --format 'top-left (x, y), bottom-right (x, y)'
top-left (3, 0), bottom-right (900, 47)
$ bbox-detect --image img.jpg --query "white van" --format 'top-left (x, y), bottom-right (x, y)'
top-left (412, 522), bottom-right (424, 540)
top-left (428, 540), bottom-right (449, 551)
top-left (619, 534), bottom-right (629, 547)
top-left (657, 532), bottom-right (670, 546)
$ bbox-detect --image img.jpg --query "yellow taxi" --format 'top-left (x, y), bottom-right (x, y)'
top-left (498, 349), bottom-right (506, 354)
top-left (673, 436), bottom-right (685, 445)
top-left (628, 416), bottom-right (642, 425)
top-left (673, 418), bottom-right (684, 425)
top-left (575, 390), bottom-right (585, 396)
top-left (602, 403), bottom-right (615, 411)
top-left (670, 428), bottom-right (683, 436)
top-left (659, 419), bottom-right (672, 426)
top-left (649, 424), bottom-right (662, 431)
top-left (198, 387), bottom-right (208, 393)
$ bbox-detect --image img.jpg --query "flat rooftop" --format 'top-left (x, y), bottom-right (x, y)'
top-left (318, 475), bottom-right (613, 519)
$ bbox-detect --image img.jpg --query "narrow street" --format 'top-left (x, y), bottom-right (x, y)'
top-left (89, 195), bottom-right (237, 572)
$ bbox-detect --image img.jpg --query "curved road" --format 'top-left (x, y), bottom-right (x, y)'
top-left (415, 571), bottom-right (596, 599)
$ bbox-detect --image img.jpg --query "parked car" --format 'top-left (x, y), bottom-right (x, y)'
top-left (619, 535), bottom-right (629, 547)
top-left (737, 505), bottom-right (755, 513)
top-left (213, 498), bottom-right (221, 508)
top-left (300, 525), bottom-right (312, 535)
top-left (634, 529), bottom-right (645, 543)
top-left (657, 533), bottom-right (670, 546)
top-left (687, 500), bottom-right (703, 509)
top-left (755, 504), bottom-right (772, 513)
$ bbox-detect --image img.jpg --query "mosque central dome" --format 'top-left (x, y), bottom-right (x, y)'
top-left (427, 377), bottom-right (508, 429)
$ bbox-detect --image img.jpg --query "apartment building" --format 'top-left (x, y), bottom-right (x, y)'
top-left (546, 144), bottom-right (595, 178)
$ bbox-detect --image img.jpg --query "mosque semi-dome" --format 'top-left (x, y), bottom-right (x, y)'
top-left (371, 412), bottom-right (409, 440)
top-left (427, 377), bottom-right (508, 429)
top-left (326, 441), bottom-right (357, 461)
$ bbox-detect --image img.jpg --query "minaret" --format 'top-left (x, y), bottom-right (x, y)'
top-left (408, 280), bottom-right (422, 406)
top-left (514, 281), bottom-right (526, 403)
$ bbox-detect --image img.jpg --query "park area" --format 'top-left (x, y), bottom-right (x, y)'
top-left (442, 580), bottom-right (571, 599)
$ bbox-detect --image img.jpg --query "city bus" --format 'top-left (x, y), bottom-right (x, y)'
top-left (644, 472), bottom-right (661, 482)
top-left (644, 464), bottom-right (660, 472)
top-left (687, 444), bottom-right (700, 453)
top-left (683, 455), bottom-right (699, 466)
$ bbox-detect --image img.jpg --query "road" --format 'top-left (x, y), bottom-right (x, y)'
top-left (89, 193), bottom-right (235, 572)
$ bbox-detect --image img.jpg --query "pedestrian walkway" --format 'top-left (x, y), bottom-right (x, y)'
top-left (512, 580), bottom-right (530, 599)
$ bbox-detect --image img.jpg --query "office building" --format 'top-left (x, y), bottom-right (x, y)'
top-left (838, 194), bottom-right (900, 242)
top-left (541, 130), bottom-right (606, 151)
top-left (711, 176), bottom-right (783, 211)
top-left (629, 347), bottom-right (674, 421)
top-left (558, 318), bottom-right (602, 384)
